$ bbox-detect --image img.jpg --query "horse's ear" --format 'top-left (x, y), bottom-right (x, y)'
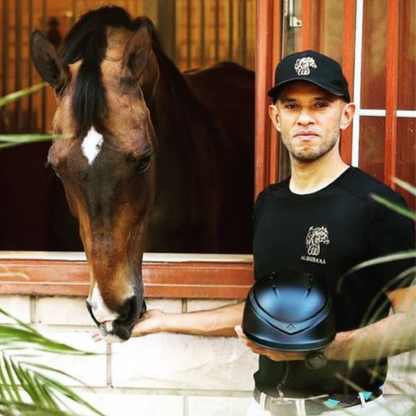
top-left (122, 25), bottom-right (152, 79)
top-left (30, 30), bottom-right (65, 89)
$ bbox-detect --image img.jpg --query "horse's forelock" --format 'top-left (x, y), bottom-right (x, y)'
top-left (62, 6), bottom-right (135, 65)
top-left (61, 6), bottom-right (137, 134)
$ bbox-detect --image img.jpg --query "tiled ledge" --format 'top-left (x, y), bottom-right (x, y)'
top-left (0, 251), bottom-right (254, 299)
top-left (0, 251), bottom-right (253, 263)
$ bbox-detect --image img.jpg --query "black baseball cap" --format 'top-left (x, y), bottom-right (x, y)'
top-left (268, 50), bottom-right (351, 103)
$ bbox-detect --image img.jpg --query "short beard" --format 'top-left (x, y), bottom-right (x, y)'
top-left (286, 133), bottom-right (339, 163)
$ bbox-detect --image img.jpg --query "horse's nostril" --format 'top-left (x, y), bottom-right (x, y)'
top-left (119, 296), bottom-right (140, 323)
top-left (110, 296), bottom-right (144, 341)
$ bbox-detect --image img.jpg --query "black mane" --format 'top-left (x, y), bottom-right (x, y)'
top-left (61, 6), bottom-right (137, 134)
top-left (61, 5), bottom-right (191, 137)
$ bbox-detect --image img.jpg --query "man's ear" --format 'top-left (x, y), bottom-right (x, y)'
top-left (268, 104), bottom-right (281, 132)
top-left (340, 102), bottom-right (356, 130)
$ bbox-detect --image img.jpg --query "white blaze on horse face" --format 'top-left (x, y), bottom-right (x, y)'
top-left (89, 283), bottom-right (119, 324)
top-left (81, 127), bottom-right (104, 165)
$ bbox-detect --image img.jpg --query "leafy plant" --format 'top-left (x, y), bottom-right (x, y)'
top-left (0, 308), bottom-right (106, 416)
top-left (0, 83), bottom-right (53, 150)
top-left (341, 179), bottom-right (416, 323)
top-left (338, 179), bottom-right (416, 415)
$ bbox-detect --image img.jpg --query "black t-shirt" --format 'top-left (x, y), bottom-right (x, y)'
top-left (252, 167), bottom-right (415, 397)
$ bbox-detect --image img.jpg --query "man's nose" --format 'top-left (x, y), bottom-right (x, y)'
top-left (297, 108), bottom-right (315, 125)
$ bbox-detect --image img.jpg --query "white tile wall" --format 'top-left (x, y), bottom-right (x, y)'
top-left (32, 329), bottom-right (108, 387)
top-left (187, 396), bottom-right (252, 416)
top-left (36, 296), bottom-right (92, 325)
top-left (186, 299), bottom-right (240, 312)
top-left (146, 298), bottom-right (183, 314)
top-left (111, 333), bottom-right (257, 391)
top-left (0, 295), bottom-right (31, 323)
top-left (79, 390), bottom-right (185, 416)
top-left (35, 297), bottom-right (183, 326)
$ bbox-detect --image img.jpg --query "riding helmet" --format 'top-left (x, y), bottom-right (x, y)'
top-left (242, 271), bottom-right (336, 351)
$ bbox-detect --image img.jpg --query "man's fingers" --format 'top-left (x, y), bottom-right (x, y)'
top-left (235, 325), bottom-right (262, 353)
top-left (91, 330), bottom-right (103, 342)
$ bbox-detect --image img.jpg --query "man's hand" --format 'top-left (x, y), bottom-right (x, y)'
top-left (92, 309), bottom-right (166, 342)
top-left (131, 309), bottom-right (166, 337)
top-left (235, 325), bottom-right (306, 362)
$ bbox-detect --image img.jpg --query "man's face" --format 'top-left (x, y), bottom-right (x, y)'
top-left (269, 82), bottom-right (354, 162)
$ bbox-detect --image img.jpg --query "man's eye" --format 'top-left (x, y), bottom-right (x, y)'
top-left (285, 104), bottom-right (298, 109)
top-left (315, 102), bottom-right (329, 108)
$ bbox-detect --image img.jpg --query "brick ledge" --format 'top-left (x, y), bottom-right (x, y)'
top-left (0, 252), bottom-right (254, 299)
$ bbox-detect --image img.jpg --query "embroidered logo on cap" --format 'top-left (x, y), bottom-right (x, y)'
top-left (294, 57), bottom-right (317, 76)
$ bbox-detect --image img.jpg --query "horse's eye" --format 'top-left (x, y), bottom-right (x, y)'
top-left (136, 153), bottom-right (152, 172)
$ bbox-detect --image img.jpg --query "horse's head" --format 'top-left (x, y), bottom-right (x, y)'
top-left (30, 7), bottom-right (159, 341)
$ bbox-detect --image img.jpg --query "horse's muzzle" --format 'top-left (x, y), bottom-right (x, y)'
top-left (111, 296), bottom-right (147, 341)
top-left (87, 296), bottom-right (147, 342)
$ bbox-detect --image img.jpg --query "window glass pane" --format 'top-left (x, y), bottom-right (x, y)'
top-left (361, 0), bottom-right (388, 109)
top-left (359, 117), bottom-right (385, 182)
top-left (320, 0), bottom-right (344, 61)
top-left (398, 0), bottom-right (416, 110)
top-left (396, 118), bottom-right (416, 210)
top-left (285, 0), bottom-right (344, 58)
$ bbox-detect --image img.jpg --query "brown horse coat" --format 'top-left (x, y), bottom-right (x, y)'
top-left (31, 6), bottom-right (254, 341)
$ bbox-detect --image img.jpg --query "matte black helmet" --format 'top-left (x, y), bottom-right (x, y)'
top-left (242, 271), bottom-right (335, 352)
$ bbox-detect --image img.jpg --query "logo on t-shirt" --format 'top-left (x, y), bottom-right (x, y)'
top-left (301, 226), bottom-right (330, 265)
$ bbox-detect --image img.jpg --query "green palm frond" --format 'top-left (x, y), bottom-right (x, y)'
top-left (347, 251), bottom-right (416, 274)
top-left (371, 180), bottom-right (416, 221)
top-left (338, 182), bottom-right (416, 291)
top-left (371, 193), bottom-right (416, 221)
top-left (395, 178), bottom-right (416, 196)
top-left (0, 309), bottom-right (106, 416)
top-left (337, 180), bottom-right (416, 415)
top-left (0, 135), bottom-right (53, 150)
top-left (0, 84), bottom-right (53, 149)
top-left (0, 83), bottom-right (46, 107)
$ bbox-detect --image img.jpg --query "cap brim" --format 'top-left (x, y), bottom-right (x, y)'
top-left (267, 78), bottom-right (346, 101)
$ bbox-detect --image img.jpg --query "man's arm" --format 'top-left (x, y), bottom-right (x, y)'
top-left (130, 301), bottom-right (245, 338)
top-left (235, 285), bottom-right (416, 362)
top-left (324, 285), bottom-right (416, 361)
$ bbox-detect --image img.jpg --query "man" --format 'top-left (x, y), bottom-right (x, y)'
top-left (94, 51), bottom-right (416, 416)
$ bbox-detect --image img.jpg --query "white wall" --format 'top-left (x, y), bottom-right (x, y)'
top-left (0, 295), bottom-right (257, 416)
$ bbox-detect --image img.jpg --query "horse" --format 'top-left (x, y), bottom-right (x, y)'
top-left (30, 5), bottom-right (254, 342)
